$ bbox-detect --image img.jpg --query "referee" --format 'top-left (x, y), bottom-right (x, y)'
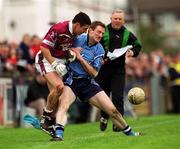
top-left (96, 9), bottom-right (142, 132)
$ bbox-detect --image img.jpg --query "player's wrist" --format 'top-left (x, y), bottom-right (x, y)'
top-left (51, 60), bottom-right (58, 68)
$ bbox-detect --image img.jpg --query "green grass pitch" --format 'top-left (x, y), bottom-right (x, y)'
top-left (0, 114), bottom-right (180, 149)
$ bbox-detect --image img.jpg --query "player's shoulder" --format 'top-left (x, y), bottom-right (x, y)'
top-left (77, 33), bottom-right (87, 39)
top-left (97, 42), bottom-right (104, 50)
top-left (51, 21), bottom-right (69, 33)
top-left (76, 33), bottom-right (87, 43)
top-left (96, 43), bottom-right (105, 55)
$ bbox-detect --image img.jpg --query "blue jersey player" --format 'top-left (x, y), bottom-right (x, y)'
top-left (51, 21), bottom-right (141, 141)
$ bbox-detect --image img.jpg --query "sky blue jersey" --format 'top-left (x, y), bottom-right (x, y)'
top-left (68, 34), bottom-right (105, 78)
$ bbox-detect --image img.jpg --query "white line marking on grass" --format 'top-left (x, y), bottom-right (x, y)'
top-left (75, 118), bottom-right (180, 140)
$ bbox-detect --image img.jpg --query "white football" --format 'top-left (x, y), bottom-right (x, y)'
top-left (128, 87), bottom-right (145, 105)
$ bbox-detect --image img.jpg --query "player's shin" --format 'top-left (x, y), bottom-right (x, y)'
top-left (112, 113), bottom-right (141, 136)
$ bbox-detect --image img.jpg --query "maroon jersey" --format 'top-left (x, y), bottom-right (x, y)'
top-left (41, 21), bottom-right (74, 58)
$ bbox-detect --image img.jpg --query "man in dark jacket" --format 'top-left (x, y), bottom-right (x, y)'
top-left (96, 9), bottom-right (142, 131)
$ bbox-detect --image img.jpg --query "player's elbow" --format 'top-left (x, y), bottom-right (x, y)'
top-left (40, 46), bottom-right (45, 51)
top-left (40, 46), bottom-right (49, 53)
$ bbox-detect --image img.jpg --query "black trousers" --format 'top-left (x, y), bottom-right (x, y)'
top-left (171, 85), bottom-right (180, 113)
top-left (96, 64), bottom-right (125, 119)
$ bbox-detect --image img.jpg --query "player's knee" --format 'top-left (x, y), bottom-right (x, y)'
top-left (48, 89), bottom-right (58, 103)
top-left (56, 84), bottom-right (64, 95)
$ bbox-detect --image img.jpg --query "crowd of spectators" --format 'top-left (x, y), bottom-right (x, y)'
top-left (0, 34), bottom-right (41, 78)
top-left (0, 34), bottom-right (173, 82)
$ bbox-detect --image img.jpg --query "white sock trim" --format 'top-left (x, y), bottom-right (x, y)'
top-left (44, 107), bottom-right (53, 113)
top-left (123, 126), bottom-right (131, 133)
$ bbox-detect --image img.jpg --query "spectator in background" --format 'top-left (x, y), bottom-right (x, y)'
top-left (96, 9), bottom-right (142, 132)
top-left (17, 34), bottom-right (32, 64)
top-left (30, 35), bottom-right (42, 60)
top-left (168, 54), bottom-right (180, 113)
top-left (0, 41), bottom-right (10, 73)
top-left (24, 73), bottom-right (49, 118)
top-left (17, 34), bottom-right (34, 75)
top-left (4, 39), bottom-right (19, 73)
top-left (5, 48), bottom-right (17, 72)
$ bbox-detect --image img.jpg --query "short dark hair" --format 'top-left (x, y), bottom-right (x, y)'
top-left (89, 21), bottom-right (105, 30)
top-left (72, 12), bottom-right (91, 26)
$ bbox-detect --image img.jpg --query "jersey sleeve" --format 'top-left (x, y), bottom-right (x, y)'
top-left (73, 34), bottom-right (87, 47)
top-left (128, 33), bottom-right (142, 57)
top-left (41, 26), bottom-right (58, 50)
top-left (92, 44), bottom-right (105, 71)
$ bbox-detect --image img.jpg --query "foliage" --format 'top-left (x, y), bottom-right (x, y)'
top-left (138, 24), bottom-right (166, 53)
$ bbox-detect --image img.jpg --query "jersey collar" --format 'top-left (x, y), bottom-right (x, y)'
top-left (109, 24), bottom-right (124, 31)
top-left (68, 21), bottom-right (73, 35)
top-left (87, 35), bottom-right (98, 47)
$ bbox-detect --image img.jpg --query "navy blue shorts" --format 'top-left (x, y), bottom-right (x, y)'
top-left (65, 78), bottom-right (103, 102)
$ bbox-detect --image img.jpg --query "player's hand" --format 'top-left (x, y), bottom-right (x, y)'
top-left (68, 50), bottom-right (76, 62)
top-left (126, 49), bottom-right (134, 57)
top-left (71, 47), bottom-right (82, 53)
top-left (70, 47), bottom-right (82, 60)
top-left (51, 61), bottom-right (67, 77)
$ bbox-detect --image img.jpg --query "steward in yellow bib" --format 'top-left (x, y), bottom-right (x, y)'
top-left (168, 54), bottom-right (180, 113)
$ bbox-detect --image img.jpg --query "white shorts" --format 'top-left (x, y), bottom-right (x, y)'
top-left (35, 51), bottom-right (67, 75)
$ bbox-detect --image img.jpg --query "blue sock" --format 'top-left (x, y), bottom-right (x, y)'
top-left (54, 123), bottom-right (64, 138)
